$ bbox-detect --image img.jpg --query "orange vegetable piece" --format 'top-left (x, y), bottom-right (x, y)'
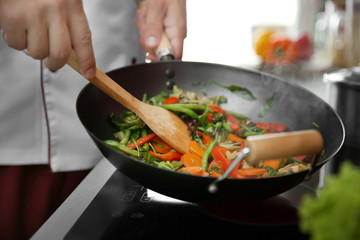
top-left (181, 153), bottom-right (202, 167)
top-left (237, 168), bottom-right (267, 176)
top-left (228, 133), bottom-right (246, 143)
top-left (179, 166), bottom-right (204, 176)
top-left (189, 140), bottom-right (207, 157)
top-left (210, 171), bottom-right (222, 178)
top-left (127, 133), bottom-right (157, 150)
top-left (151, 136), bottom-right (172, 153)
top-left (263, 159), bottom-right (281, 170)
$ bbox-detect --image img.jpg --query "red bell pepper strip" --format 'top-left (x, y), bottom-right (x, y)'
top-left (209, 105), bottom-right (226, 113)
top-left (127, 133), bottom-right (157, 150)
top-left (163, 97), bottom-right (180, 105)
top-left (207, 113), bottom-right (213, 123)
top-left (230, 123), bottom-right (241, 131)
top-left (211, 146), bottom-right (241, 178)
top-left (149, 151), bottom-right (182, 161)
top-left (226, 113), bottom-right (238, 124)
top-left (255, 122), bottom-right (288, 132)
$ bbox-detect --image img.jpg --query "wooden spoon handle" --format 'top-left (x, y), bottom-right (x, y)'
top-left (67, 50), bottom-right (142, 112)
top-left (245, 129), bottom-right (323, 163)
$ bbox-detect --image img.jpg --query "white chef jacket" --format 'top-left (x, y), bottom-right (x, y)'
top-left (0, 0), bottom-right (145, 172)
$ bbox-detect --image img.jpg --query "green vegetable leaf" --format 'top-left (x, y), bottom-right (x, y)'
top-left (258, 92), bottom-right (275, 118)
top-left (299, 161), bottom-right (360, 240)
top-left (209, 81), bottom-right (256, 101)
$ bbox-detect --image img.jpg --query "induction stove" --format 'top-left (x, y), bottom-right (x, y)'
top-left (65, 169), bottom-right (312, 240)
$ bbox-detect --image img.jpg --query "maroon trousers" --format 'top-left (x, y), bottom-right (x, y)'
top-left (0, 165), bottom-right (89, 239)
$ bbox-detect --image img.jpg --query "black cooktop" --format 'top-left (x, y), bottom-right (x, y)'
top-left (65, 170), bottom-right (312, 240)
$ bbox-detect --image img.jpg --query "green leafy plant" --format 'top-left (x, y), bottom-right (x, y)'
top-left (299, 161), bottom-right (360, 240)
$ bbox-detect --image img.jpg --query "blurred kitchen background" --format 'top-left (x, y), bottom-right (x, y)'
top-left (183, 0), bottom-right (360, 178)
top-left (183, 0), bottom-right (359, 74)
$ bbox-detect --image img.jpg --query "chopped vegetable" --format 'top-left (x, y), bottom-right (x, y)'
top-left (263, 159), bottom-right (282, 171)
top-left (237, 168), bottom-right (267, 176)
top-left (149, 151), bottom-right (182, 161)
top-left (228, 133), bottom-right (246, 143)
top-left (189, 140), bottom-right (207, 158)
top-left (151, 136), bottom-right (172, 153)
top-left (181, 153), bottom-right (202, 167)
top-left (127, 133), bottom-right (157, 150)
top-left (211, 145), bottom-right (241, 178)
top-left (178, 166), bottom-right (208, 176)
top-left (163, 97), bottom-right (180, 105)
top-left (104, 85), bottom-right (315, 179)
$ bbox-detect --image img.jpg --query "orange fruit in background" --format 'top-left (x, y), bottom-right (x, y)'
top-left (254, 30), bottom-right (275, 60)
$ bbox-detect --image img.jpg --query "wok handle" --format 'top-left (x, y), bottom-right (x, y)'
top-left (245, 129), bottom-right (323, 164)
top-left (139, 1), bottom-right (174, 60)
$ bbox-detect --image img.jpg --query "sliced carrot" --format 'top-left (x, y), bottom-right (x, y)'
top-left (237, 168), bottom-right (267, 176)
top-left (181, 153), bottom-right (202, 167)
top-left (210, 171), bottom-right (222, 178)
top-left (263, 159), bottom-right (281, 170)
top-left (189, 140), bottom-right (207, 158)
top-left (228, 133), bottom-right (246, 143)
top-left (151, 136), bottom-right (172, 153)
top-left (179, 166), bottom-right (204, 176)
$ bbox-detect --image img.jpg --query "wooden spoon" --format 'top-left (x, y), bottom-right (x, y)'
top-left (67, 50), bottom-right (191, 154)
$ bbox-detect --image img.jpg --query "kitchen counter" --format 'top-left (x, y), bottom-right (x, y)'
top-left (31, 69), bottom-right (329, 239)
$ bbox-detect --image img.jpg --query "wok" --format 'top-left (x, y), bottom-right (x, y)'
top-left (76, 61), bottom-right (344, 203)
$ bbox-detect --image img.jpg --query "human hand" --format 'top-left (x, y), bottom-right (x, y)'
top-left (136, 0), bottom-right (187, 61)
top-left (0, 0), bottom-right (96, 79)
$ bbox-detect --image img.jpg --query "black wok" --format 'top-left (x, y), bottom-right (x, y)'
top-left (76, 61), bottom-right (344, 203)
